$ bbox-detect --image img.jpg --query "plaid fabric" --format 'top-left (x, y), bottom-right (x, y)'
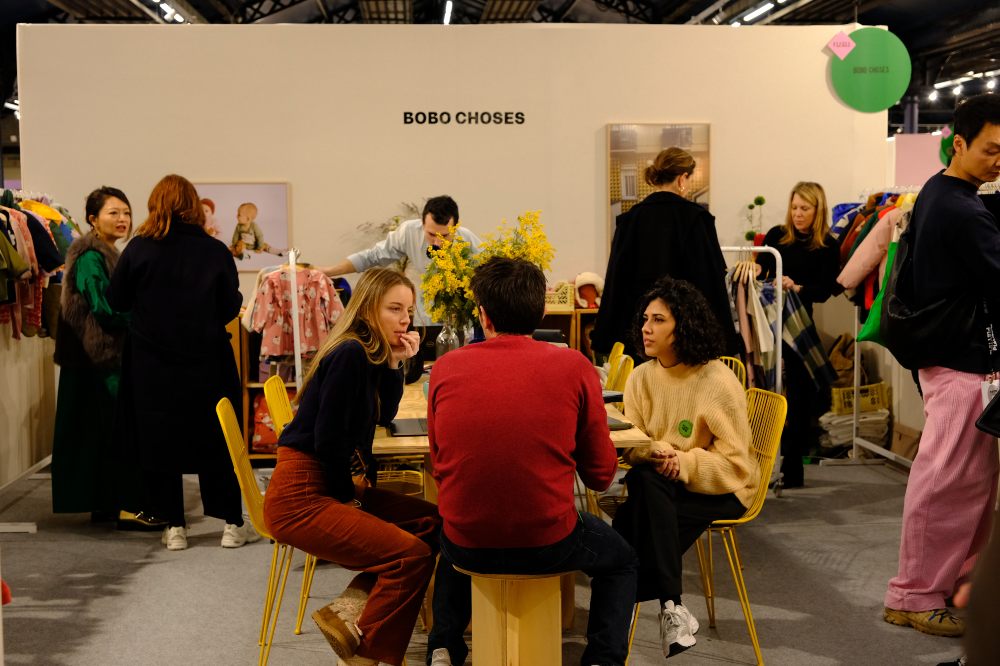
top-left (783, 290), bottom-right (838, 389)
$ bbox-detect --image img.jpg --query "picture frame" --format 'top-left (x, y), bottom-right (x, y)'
top-left (193, 182), bottom-right (291, 272)
top-left (607, 123), bottom-right (711, 248)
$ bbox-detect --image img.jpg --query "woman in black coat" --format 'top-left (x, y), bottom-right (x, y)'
top-left (592, 147), bottom-right (737, 359)
top-left (109, 174), bottom-right (257, 551)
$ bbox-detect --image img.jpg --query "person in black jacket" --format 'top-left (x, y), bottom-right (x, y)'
top-left (883, 94), bottom-right (1000, 640)
top-left (263, 267), bottom-right (440, 666)
top-left (592, 147), bottom-right (737, 360)
top-left (109, 174), bottom-right (256, 551)
top-left (756, 181), bottom-right (840, 488)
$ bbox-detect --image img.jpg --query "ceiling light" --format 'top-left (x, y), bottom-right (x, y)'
top-left (174, 13), bottom-right (184, 22)
top-left (954, 85), bottom-right (963, 95)
top-left (887, 136), bottom-right (895, 142)
top-left (928, 90), bottom-right (938, 101)
top-left (3, 101), bottom-right (19, 111)
top-left (443, 0), bottom-right (452, 24)
top-left (896, 127), bottom-right (902, 134)
top-left (931, 129), bottom-right (943, 136)
top-left (731, 21), bottom-right (741, 27)
top-left (988, 80), bottom-right (997, 91)
top-left (743, 3), bottom-right (774, 22)
top-left (13, 110), bottom-right (20, 121)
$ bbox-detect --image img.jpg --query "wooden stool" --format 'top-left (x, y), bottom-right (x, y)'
top-left (454, 566), bottom-right (571, 666)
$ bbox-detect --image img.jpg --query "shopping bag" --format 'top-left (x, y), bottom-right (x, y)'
top-left (857, 240), bottom-right (897, 344)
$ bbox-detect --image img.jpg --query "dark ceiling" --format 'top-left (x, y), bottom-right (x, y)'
top-left (2, 0), bottom-right (998, 132)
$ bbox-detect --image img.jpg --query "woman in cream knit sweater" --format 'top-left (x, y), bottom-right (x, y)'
top-left (612, 276), bottom-right (756, 658)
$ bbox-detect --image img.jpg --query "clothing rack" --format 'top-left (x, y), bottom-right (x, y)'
top-left (720, 245), bottom-right (784, 394)
top-left (286, 248), bottom-right (304, 389)
top-left (824, 189), bottom-right (915, 469)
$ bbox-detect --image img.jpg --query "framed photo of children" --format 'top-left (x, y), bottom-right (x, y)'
top-left (606, 123), bottom-right (711, 249)
top-left (193, 182), bottom-right (290, 272)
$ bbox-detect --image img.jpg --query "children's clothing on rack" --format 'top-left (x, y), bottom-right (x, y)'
top-left (248, 266), bottom-right (344, 358)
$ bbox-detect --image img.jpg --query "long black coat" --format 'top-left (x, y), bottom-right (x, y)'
top-left (109, 221), bottom-right (242, 475)
top-left (592, 191), bottom-right (738, 357)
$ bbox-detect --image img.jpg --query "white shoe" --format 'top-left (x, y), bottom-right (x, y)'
top-left (674, 602), bottom-right (699, 634)
top-left (161, 526), bottom-right (188, 551)
top-left (660, 601), bottom-right (696, 657)
top-left (430, 648), bottom-right (453, 665)
top-left (221, 521), bottom-right (261, 548)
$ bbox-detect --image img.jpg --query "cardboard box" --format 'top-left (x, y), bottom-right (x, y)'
top-left (890, 423), bottom-right (921, 461)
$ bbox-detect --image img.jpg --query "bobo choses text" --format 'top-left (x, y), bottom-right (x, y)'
top-left (403, 111), bottom-right (526, 125)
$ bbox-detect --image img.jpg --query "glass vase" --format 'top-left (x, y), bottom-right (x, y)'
top-left (435, 319), bottom-right (461, 359)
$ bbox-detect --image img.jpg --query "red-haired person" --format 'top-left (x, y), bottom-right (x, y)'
top-left (200, 197), bottom-right (220, 238)
top-left (109, 174), bottom-right (257, 551)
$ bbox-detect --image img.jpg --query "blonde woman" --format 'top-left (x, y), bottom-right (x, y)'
top-left (756, 181), bottom-right (840, 487)
top-left (263, 267), bottom-right (439, 666)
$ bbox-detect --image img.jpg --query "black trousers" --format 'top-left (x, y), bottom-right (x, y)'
top-left (781, 342), bottom-right (831, 486)
top-left (149, 467), bottom-right (243, 527)
top-left (612, 466), bottom-right (745, 602)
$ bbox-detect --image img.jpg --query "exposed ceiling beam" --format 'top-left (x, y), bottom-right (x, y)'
top-left (123, 0), bottom-right (167, 22)
top-left (169, 0), bottom-right (210, 22)
top-left (589, 0), bottom-right (658, 24)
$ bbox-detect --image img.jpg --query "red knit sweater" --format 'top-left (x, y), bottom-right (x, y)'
top-left (429, 335), bottom-right (617, 548)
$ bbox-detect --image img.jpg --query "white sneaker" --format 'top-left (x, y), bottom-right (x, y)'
top-left (161, 526), bottom-right (188, 551)
top-left (221, 521), bottom-right (261, 548)
top-left (430, 648), bottom-right (453, 665)
top-left (659, 601), bottom-right (696, 657)
top-left (674, 602), bottom-right (699, 635)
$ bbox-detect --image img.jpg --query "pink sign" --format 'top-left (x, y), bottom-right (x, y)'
top-left (828, 31), bottom-right (856, 60)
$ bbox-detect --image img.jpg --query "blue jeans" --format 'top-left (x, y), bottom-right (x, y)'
top-left (426, 512), bottom-right (638, 666)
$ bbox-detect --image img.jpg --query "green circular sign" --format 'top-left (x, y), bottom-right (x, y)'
top-left (830, 28), bottom-right (911, 113)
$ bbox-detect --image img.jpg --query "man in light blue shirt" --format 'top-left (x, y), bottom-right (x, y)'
top-left (321, 196), bottom-right (482, 327)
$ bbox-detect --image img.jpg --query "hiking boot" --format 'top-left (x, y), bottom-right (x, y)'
top-left (883, 606), bottom-right (964, 637)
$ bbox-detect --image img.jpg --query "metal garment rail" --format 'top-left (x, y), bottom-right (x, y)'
top-left (822, 307), bottom-right (912, 469)
top-left (286, 248), bottom-right (304, 389)
top-left (720, 246), bottom-right (784, 395)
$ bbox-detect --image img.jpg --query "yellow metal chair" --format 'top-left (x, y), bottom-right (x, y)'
top-left (693, 387), bottom-right (787, 666)
top-left (719, 355), bottom-right (748, 389)
top-left (586, 354), bottom-right (635, 515)
top-left (263, 375), bottom-right (318, 636)
top-left (216, 396), bottom-right (295, 666)
top-left (604, 341), bottom-right (625, 389)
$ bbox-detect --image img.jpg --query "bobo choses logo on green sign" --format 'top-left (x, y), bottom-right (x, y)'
top-left (830, 27), bottom-right (911, 113)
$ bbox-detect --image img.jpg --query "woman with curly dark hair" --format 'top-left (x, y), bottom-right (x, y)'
top-left (612, 276), bottom-right (755, 659)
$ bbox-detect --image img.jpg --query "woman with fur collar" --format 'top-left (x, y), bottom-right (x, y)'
top-left (51, 187), bottom-right (162, 530)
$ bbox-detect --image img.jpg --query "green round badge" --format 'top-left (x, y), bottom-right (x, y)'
top-left (830, 28), bottom-right (911, 113)
top-left (678, 420), bottom-right (693, 437)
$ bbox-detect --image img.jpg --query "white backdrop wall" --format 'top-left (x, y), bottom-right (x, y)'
top-left (9, 22), bottom-right (898, 469)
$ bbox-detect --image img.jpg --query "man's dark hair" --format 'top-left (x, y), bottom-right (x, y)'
top-left (954, 94), bottom-right (1000, 147)
top-left (471, 257), bottom-right (545, 335)
top-left (633, 276), bottom-right (724, 365)
top-left (422, 195), bottom-right (459, 226)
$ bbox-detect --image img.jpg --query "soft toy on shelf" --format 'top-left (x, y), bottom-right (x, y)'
top-left (575, 272), bottom-right (604, 309)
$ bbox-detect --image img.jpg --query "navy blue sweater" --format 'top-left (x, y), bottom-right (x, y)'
top-left (910, 171), bottom-right (1000, 373)
top-left (278, 339), bottom-right (404, 502)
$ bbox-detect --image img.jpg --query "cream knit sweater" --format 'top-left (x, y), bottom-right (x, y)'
top-left (622, 359), bottom-right (757, 507)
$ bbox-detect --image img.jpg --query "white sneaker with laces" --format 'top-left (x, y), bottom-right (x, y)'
top-left (674, 602), bottom-right (699, 635)
top-left (161, 526), bottom-right (188, 551)
top-left (221, 522), bottom-right (261, 548)
top-left (659, 601), bottom-right (696, 657)
top-left (430, 648), bottom-right (453, 665)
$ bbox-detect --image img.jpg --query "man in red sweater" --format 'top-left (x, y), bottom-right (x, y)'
top-left (425, 257), bottom-right (638, 666)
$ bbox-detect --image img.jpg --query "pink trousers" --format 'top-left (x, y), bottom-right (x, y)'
top-left (885, 366), bottom-right (999, 611)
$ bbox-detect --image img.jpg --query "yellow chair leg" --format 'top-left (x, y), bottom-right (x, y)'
top-left (721, 529), bottom-right (764, 666)
top-left (294, 553), bottom-right (318, 635)
top-left (259, 541), bottom-right (281, 646)
top-left (624, 602), bottom-right (639, 665)
top-left (260, 543), bottom-right (294, 666)
top-left (696, 530), bottom-right (717, 628)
